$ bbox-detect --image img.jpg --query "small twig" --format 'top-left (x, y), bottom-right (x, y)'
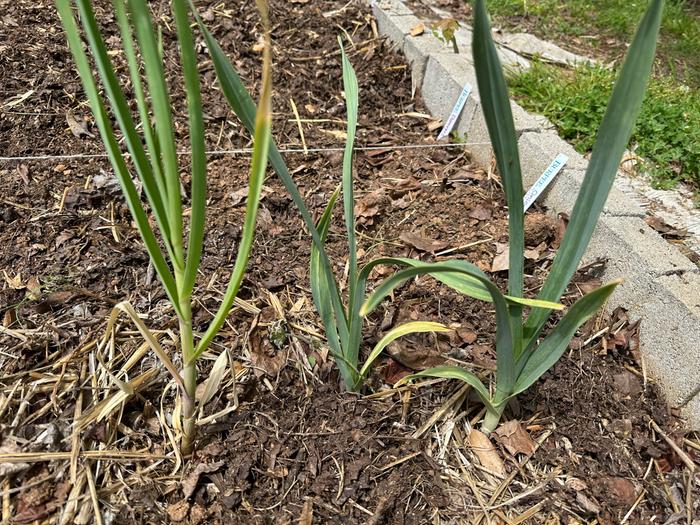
top-left (0, 450), bottom-right (173, 463)
top-left (412, 383), bottom-right (471, 439)
top-left (85, 463), bottom-right (104, 525)
top-left (654, 459), bottom-right (680, 514)
top-left (435, 236), bottom-right (493, 257)
top-left (289, 97), bottom-right (308, 155)
top-left (620, 489), bottom-right (646, 524)
top-left (378, 451), bottom-right (422, 471)
top-left (649, 419), bottom-right (696, 472)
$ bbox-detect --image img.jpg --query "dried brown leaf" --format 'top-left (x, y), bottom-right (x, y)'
top-left (601, 477), bottom-right (637, 506)
top-left (399, 232), bottom-right (448, 253)
top-left (468, 204), bottom-right (492, 221)
top-left (468, 429), bottom-right (505, 476)
top-left (167, 500), bottom-right (190, 522)
top-left (182, 460), bottom-right (225, 499)
top-left (494, 420), bottom-right (536, 455)
top-left (250, 328), bottom-right (287, 377)
top-left (229, 187), bottom-right (249, 206)
top-left (355, 190), bottom-right (386, 226)
top-left (65, 113), bottom-right (93, 138)
top-left (299, 499), bottom-right (314, 525)
top-left (409, 22), bottom-right (425, 36)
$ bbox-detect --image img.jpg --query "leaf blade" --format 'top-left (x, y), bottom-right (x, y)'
top-left (524, 0), bottom-right (664, 343)
top-left (193, 9), bottom-right (272, 359)
top-left (357, 321), bottom-right (451, 383)
top-left (359, 259), bottom-right (562, 315)
top-left (56, 0), bottom-right (181, 315)
top-left (396, 365), bottom-right (495, 411)
top-left (172, 0), bottom-right (207, 298)
top-left (129, 0), bottom-right (184, 264)
top-left (514, 280), bottom-right (621, 396)
top-left (472, 0), bottom-right (524, 298)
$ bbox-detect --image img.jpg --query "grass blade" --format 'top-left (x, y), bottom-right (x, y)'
top-left (357, 322), bottom-right (450, 385)
top-left (198, 349), bottom-right (228, 407)
top-left (359, 259), bottom-right (495, 313)
top-left (172, 0), bottom-right (207, 297)
top-left (360, 260), bottom-right (515, 392)
top-left (361, 258), bottom-right (562, 310)
top-left (310, 186), bottom-right (340, 322)
top-left (514, 280), bottom-right (621, 396)
top-left (75, 0), bottom-right (177, 264)
top-left (359, 260), bottom-right (562, 316)
top-left (103, 301), bottom-right (185, 392)
top-left (112, 0), bottom-right (167, 205)
top-left (56, 0), bottom-right (181, 315)
top-left (308, 186), bottom-right (355, 386)
top-left (524, 0), bottom-right (663, 344)
top-left (338, 40), bottom-right (364, 376)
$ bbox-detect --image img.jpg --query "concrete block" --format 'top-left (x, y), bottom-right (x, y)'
top-left (451, 27), bottom-right (473, 57)
top-left (600, 181), bottom-right (646, 217)
top-left (421, 53), bottom-right (479, 132)
top-left (403, 34), bottom-right (457, 88)
top-left (525, 168), bottom-right (645, 217)
top-left (495, 32), bottom-right (591, 66)
top-left (517, 132), bottom-right (647, 217)
top-left (659, 271), bottom-right (700, 318)
top-left (682, 393), bottom-right (700, 428)
top-left (462, 101), bottom-right (547, 167)
top-left (372, 9), bottom-right (421, 50)
top-left (518, 131), bottom-right (589, 175)
top-left (584, 216), bottom-right (698, 276)
top-left (625, 277), bottom-right (700, 410)
top-left (372, 0), bottom-right (413, 16)
top-left (614, 273), bottom-right (700, 410)
top-left (496, 46), bottom-right (531, 69)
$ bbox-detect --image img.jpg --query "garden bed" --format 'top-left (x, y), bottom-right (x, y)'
top-left (0, 0), bottom-right (698, 523)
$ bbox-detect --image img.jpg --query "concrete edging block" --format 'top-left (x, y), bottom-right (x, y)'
top-left (519, 130), bottom-right (589, 173)
top-left (584, 217), bottom-right (698, 276)
top-left (372, 0), bottom-right (413, 16)
top-left (404, 35), bottom-right (459, 89)
top-left (658, 272), bottom-right (700, 318)
top-left (578, 223), bottom-right (700, 407)
top-left (614, 276), bottom-right (700, 407)
top-left (518, 132), bottom-right (646, 217)
top-left (371, 9), bottom-right (421, 50)
top-left (421, 53), bottom-right (479, 132)
top-left (464, 101), bottom-right (548, 167)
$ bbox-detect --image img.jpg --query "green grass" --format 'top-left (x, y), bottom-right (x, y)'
top-left (489, 0), bottom-right (700, 189)
top-left (508, 60), bottom-right (700, 189)
top-left (489, 0), bottom-right (700, 87)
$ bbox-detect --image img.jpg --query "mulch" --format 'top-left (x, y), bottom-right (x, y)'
top-left (0, 0), bottom-right (698, 523)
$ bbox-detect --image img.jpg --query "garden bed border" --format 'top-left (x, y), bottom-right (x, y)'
top-left (369, 0), bottom-right (700, 428)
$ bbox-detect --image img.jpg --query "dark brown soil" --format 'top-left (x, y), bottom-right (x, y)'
top-left (1, 0), bottom-right (698, 524)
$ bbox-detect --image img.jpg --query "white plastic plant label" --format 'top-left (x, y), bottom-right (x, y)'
top-left (437, 83), bottom-right (473, 140)
top-left (523, 153), bottom-right (568, 211)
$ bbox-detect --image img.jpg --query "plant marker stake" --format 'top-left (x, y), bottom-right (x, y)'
top-left (437, 83), bottom-right (472, 140)
top-left (523, 153), bottom-right (568, 211)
